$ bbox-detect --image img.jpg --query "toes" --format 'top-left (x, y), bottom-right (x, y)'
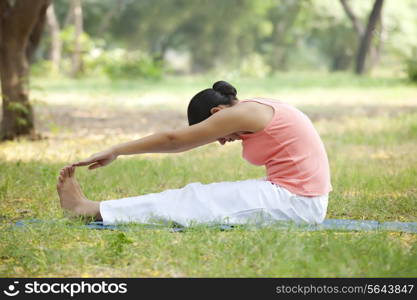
top-left (64, 166), bottom-right (70, 177)
top-left (59, 166), bottom-right (74, 179)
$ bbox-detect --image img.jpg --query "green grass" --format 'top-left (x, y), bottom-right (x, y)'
top-left (2, 225), bottom-right (416, 277)
top-left (1, 73), bottom-right (417, 277)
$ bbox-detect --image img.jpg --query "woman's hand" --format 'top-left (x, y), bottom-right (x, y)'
top-left (72, 148), bottom-right (118, 170)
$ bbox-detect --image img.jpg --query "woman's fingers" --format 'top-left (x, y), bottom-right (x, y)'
top-left (72, 152), bottom-right (113, 169)
top-left (72, 160), bottom-right (93, 167)
top-left (88, 162), bottom-right (102, 170)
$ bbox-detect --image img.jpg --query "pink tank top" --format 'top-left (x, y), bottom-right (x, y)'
top-left (239, 98), bottom-right (332, 197)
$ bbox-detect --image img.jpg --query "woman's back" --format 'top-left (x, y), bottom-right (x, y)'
top-left (238, 98), bottom-right (332, 197)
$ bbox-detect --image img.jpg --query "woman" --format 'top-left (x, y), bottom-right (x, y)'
top-left (57, 81), bottom-right (331, 226)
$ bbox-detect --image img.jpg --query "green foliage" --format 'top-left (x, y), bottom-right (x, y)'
top-left (16, 118), bottom-right (28, 127)
top-left (45, 25), bottom-right (165, 79)
top-left (60, 25), bottom-right (95, 56)
top-left (236, 54), bottom-right (271, 78)
top-left (405, 48), bottom-right (417, 83)
top-left (58, 26), bottom-right (94, 76)
top-left (7, 103), bottom-right (29, 115)
top-left (31, 60), bottom-right (57, 78)
top-left (95, 50), bottom-right (164, 80)
top-left (5, 103), bottom-right (32, 130)
top-left (35, 0), bottom-right (417, 77)
top-left (82, 47), bottom-right (164, 80)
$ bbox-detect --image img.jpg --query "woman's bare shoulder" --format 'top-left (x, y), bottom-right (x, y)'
top-left (235, 100), bottom-right (274, 118)
top-left (231, 100), bottom-right (275, 132)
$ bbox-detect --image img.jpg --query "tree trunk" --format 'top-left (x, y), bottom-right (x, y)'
top-left (46, 3), bottom-right (62, 73)
top-left (71, 0), bottom-right (83, 77)
top-left (369, 15), bottom-right (383, 70)
top-left (0, 0), bottom-right (50, 141)
top-left (340, 0), bottom-right (384, 75)
top-left (64, 1), bottom-right (75, 28)
top-left (355, 0), bottom-right (384, 75)
top-left (340, 0), bottom-right (364, 36)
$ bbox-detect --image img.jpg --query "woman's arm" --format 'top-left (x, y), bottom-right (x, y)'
top-left (113, 103), bottom-right (260, 154)
top-left (110, 131), bottom-right (193, 155)
top-left (73, 103), bottom-right (260, 169)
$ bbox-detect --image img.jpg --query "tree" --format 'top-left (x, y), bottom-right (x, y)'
top-left (0, 0), bottom-right (51, 141)
top-left (112, 0), bottom-right (269, 73)
top-left (46, 3), bottom-right (62, 73)
top-left (340, 0), bottom-right (384, 74)
top-left (69, 0), bottom-right (83, 77)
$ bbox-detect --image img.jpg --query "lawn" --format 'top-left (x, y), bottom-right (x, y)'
top-left (1, 73), bottom-right (416, 277)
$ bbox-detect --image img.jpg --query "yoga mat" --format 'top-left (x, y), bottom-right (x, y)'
top-left (13, 219), bottom-right (417, 233)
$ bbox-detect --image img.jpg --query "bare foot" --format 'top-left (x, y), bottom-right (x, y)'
top-left (57, 165), bottom-right (101, 219)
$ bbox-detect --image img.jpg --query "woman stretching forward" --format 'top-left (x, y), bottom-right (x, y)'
top-left (57, 81), bottom-right (332, 226)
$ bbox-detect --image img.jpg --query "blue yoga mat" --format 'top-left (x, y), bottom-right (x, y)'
top-left (13, 219), bottom-right (417, 233)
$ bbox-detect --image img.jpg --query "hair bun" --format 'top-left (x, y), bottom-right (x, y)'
top-left (212, 81), bottom-right (237, 98)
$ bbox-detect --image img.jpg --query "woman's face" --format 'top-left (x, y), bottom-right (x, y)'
top-left (217, 132), bottom-right (244, 145)
top-left (211, 102), bottom-right (245, 145)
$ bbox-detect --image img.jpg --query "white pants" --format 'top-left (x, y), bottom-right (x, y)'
top-left (100, 179), bottom-right (328, 226)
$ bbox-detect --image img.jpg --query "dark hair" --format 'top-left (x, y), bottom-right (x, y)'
top-left (187, 81), bottom-right (238, 125)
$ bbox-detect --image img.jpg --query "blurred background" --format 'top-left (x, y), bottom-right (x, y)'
top-left (1, 0), bottom-right (417, 144)
top-left (31, 0), bottom-right (417, 80)
top-left (0, 0), bottom-right (416, 157)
